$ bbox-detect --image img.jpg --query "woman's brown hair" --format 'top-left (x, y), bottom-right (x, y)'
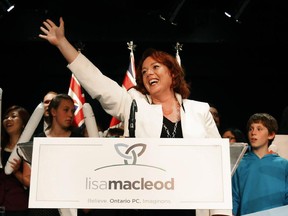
top-left (134, 48), bottom-right (190, 99)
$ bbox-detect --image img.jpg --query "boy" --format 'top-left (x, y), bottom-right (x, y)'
top-left (232, 113), bottom-right (288, 215)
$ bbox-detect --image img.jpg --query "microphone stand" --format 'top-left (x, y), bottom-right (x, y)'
top-left (128, 99), bottom-right (137, 137)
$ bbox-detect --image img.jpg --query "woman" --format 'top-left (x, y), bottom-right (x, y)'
top-left (0, 105), bottom-right (30, 216)
top-left (221, 127), bottom-right (247, 144)
top-left (38, 17), bottom-right (230, 216)
top-left (36, 93), bottom-right (82, 138)
top-left (24, 93), bottom-right (83, 216)
top-left (39, 17), bottom-right (219, 139)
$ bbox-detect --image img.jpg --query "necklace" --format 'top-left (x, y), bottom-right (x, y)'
top-left (163, 121), bottom-right (178, 138)
top-left (162, 101), bottom-right (181, 122)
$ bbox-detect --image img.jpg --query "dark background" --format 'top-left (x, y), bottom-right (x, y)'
top-left (1, 0), bottom-right (288, 133)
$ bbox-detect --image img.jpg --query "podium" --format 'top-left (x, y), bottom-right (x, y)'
top-left (269, 134), bottom-right (288, 159)
top-left (17, 141), bottom-right (33, 164)
top-left (230, 142), bottom-right (248, 176)
top-left (25, 137), bottom-right (242, 211)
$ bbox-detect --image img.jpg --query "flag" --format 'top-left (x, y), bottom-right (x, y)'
top-left (68, 74), bottom-right (85, 128)
top-left (121, 51), bottom-right (137, 90)
top-left (109, 45), bottom-right (136, 128)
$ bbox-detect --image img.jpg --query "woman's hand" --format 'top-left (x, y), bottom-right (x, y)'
top-left (38, 16), bottom-right (82, 63)
top-left (39, 17), bottom-right (65, 47)
top-left (10, 158), bottom-right (21, 172)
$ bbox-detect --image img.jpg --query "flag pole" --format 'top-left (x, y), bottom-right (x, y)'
top-left (109, 41), bottom-right (137, 128)
top-left (127, 41), bottom-right (136, 53)
top-left (174, 42), bottom-right (183, 66)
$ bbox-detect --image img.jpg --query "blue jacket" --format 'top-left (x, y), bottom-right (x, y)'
top-left (232, 151), bottom-right (288, 215)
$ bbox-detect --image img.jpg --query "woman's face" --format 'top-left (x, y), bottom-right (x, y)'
top-left (51, 99), bottom-right (75, 129)
top-left (141, 56), bottom-right (173, 96)
top-left (222, 130), bottom-right (236, 144)
top-left (3, 110), bottom-right (24, 136)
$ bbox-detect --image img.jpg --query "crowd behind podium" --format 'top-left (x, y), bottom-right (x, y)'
top-left (1, 92), bottom-right (287, 216)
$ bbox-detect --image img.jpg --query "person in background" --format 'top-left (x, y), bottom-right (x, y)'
top-left (35, 93), bottom-right (82, 138)
top-left (221, 127), bottom-right (247, 144)
top-left (23, 94), bottom-right (84, 216)
top-left (42, 91), bottom-right (58, 130)
top-left (208, 103), bottom-right (221, 130)
top-left (34, 90), bottom-right (57, 135)
top-left (232, 113), bottom-right (288, 216)
top-left (0, 105), bottom-right (30, 216)
top-left (38, 17), bottom-right (231, 216)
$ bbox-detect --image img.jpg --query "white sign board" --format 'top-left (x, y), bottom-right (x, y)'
top-left (270, 135), bottom-right (288, 159)
top-left (29, 137), bottom-right (232, 210)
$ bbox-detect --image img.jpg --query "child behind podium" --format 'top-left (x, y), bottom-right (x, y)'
top-left (24, 94), bottom-right (84, 216)
top-left (232, 113), bottom-right (288, 215)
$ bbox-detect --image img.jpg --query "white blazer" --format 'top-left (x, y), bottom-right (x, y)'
top-left (68, 53), bottom-right (220, 139)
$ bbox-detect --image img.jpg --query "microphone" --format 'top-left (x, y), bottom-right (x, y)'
top-left (128, 99), bottom-right (137, 137)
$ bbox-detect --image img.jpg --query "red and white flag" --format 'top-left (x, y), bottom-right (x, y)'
top-left (109, 43), bottom-right (136, 128)
top-left (68, 74), bottom-right (85, 127)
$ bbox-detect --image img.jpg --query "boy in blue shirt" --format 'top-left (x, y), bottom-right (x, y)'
top-left (232, 113), bottom-right (288, 215)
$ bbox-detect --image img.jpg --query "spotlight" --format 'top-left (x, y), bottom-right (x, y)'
top-left (224, 0), bottom-right (250, 24)
top-left (0, 0), bottom-right (15, 13)
top-left (159, 0), bottom-right (186, 26)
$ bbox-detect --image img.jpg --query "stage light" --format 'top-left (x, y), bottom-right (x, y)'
top-left (224, 0), bottom-right (251, 24)
top-left (159, 0), bottom-right (186, 26)
top-left (0, 0), bottom-right (15, 13)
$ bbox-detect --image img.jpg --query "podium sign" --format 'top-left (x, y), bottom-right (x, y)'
top-left (29, 137), bottom-right (232, 210)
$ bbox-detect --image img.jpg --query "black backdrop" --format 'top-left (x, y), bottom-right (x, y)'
top-left (1, 40), bottom-right (287, 133)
